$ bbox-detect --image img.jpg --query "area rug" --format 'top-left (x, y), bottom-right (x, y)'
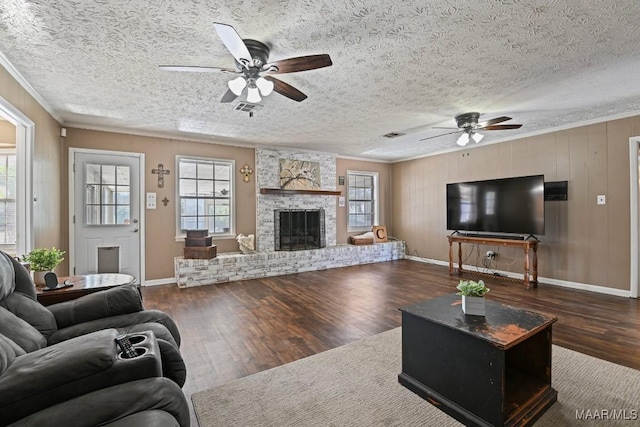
top-left (192, 328), bottom-right (640, 426)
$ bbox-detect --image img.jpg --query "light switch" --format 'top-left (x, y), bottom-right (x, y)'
top-left (597, 195), bottom-right (606, 205)
top-left (146, 192), bottom-right (157, 209)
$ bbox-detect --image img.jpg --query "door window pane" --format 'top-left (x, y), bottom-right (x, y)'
top-left (85, 164), bottom-right (131, 225)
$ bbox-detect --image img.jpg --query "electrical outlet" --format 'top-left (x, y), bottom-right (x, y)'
top-left (146, 192), bottom-right (157, 209)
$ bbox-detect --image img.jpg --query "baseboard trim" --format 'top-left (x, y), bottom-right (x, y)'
top-left (405, 256), bottom-right (632, 298)
top-left (142, 277), bottom-right (175, 287)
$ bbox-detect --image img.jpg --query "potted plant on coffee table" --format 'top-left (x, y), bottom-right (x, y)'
top-left (23, 247), bottom-right (65, 287)
top-left (456, 279), bottom-right (490, 316)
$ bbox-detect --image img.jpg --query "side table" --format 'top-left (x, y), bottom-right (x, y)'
top-left (36, 273), bottom-right (137, 306)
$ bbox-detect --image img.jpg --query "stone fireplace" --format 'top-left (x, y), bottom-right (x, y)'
top-left (256, 148), bottom-right (337, 252)
top-left (275, 209), bottom-right (326, 251)
top-left (174, 147), bottom-right (405, 288)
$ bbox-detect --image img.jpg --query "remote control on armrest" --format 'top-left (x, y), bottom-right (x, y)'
top-left (115, 335), bottom-right (138, 358)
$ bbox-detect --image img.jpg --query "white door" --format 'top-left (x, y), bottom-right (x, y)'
top-left (72, 151), bottom-right (141, 281)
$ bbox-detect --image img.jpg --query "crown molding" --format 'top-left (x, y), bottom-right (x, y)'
top-left (0, 50), bottom-right (63, 124)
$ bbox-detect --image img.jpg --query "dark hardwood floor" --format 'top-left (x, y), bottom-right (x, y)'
top-left (142, 259), bottom-right (640, 425)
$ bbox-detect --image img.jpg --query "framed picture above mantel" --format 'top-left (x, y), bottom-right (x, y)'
top-left (279, 159), bottom-right (321, 190)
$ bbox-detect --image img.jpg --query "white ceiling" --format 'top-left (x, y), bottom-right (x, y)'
top-left (1, 0), bottom-right (640, 162)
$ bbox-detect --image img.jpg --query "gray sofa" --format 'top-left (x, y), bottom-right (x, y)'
top-left (0, 251), bottom-right (190, 426)
top-left (0, 330), bottom-right (190, 426)
top-left (0, 252), bottom-right (186, 387)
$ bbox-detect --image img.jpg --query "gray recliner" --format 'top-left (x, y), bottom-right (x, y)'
top-left (0, 330), bottom-right (190, 426)
top-left (0, 251), bottom-right (186, 387)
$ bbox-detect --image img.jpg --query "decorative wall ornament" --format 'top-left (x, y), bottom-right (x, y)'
top-left (152, 164), bottom-right (170, 188)
top-left (240, 164), bottom-right (253, 182)
top-left (236, 234), bottom-right (255, 254)
top-left (279, 159), bottom-right (321, 190)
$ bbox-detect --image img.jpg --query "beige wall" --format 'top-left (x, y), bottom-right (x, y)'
top-left (64, 128), bottom-right (256, 280)
top-left (336, 158), bottom-right (392, 244)
top-left (391, 116), bottom-right (640, 291)
top-left (0, 120), bottom-right (15, 145)
top-left (0, 65), bottom-right (64, 261)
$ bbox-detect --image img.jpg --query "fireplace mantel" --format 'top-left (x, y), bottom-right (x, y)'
top-left (260, 188), bottom-right (341, 196)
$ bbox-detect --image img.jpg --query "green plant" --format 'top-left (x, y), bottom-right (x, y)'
top-left (23, 247), bottom-right (65, 271)
top-left (456, 279), bottom-right (490, 297)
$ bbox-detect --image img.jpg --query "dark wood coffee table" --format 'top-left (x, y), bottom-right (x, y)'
top-left (398, 293), bottom-right (558, 427)
top-left (36, 273), bottom-right (137, 306)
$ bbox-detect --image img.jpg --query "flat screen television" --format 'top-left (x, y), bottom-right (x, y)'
top-left (446, 175), bottom-right (545, 236)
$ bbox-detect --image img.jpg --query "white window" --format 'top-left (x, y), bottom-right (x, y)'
top-left (176, 156), bottom-right (234, 238)
top-left (0, 151), bottom-right (16, 252)
top-left (347, 170), bottom-right (378, 232)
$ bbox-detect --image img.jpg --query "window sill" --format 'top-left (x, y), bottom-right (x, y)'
top-left (175, 233), bottom-right (236, 242)
top-left (347, 227), bottom-right (373, 233)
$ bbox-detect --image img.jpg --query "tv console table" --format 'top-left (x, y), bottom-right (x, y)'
top-left (447, 235), bottom-right (538, 289)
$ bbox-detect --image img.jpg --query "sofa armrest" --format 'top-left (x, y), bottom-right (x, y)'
top-left (48, 310), bottom-right (182, 347)
top-left (47, 285), bottom-right (143, 329)
top-left (8, 377), bottom-right (190, 427)
top-left (0, 329), bottom-right (162, 425)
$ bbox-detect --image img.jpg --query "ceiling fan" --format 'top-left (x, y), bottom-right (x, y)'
top-left (159, 23), bottom-right (332, 103)
top-left (420, 112), bottom-right (523, 146)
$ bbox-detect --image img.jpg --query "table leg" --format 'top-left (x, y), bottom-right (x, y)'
top-left (449, 241), bottom-right (453, 275)
top-left (457, 243), bottom-right (463, 274)
top-left (523, 247), bottom-right (531, 289)
top-left (532, 245), bottom-right (538, 288)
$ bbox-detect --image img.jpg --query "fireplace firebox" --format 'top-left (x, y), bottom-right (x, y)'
top-left (274, 209), bottom-right (326, 251)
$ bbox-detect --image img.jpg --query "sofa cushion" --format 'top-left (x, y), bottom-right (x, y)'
top-left (0, 306), bottom-right (46, 352)
top-left (0, 334), bottom-right (24, 375)
top-left (0, 292), bottom-right (57, 338)
top-left (0, 251), bottom-right (15, 300)
top-left (48, 284), bottom-right (143, 329)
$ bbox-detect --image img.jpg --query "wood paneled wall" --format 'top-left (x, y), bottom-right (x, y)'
top-left (391, 116), bottom-right (640, 292)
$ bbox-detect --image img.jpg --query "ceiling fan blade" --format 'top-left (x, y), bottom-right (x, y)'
top-left (432, 126), bottom-right (458, 130)
top-left (476, 116), bottom-right (511, 128)
top-left (220, 88), bottom-right (238, 103)
top-left (482, 124), bottom-right (523, 130)
top-left (264, 76), bottom-right (307, 102)
top-left (419, 130), bottom-right (463, 141)
top-left (265, 54), bottom-right (332, 74)
top-left (213, 22), bottom-right (253, 67)
top-left (159, 65), bottom-right (239, 74)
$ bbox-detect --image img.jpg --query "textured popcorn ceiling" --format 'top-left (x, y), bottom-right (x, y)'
top-left (1, 0), bottom-right (640, 161)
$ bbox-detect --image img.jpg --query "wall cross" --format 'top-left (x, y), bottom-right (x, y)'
top-left (152, 164), bottom-right (170, 188)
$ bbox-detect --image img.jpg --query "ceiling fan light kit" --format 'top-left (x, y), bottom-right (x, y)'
top-left (228, 76), bottom-right (247, 95)
top-left (456, 133), bottom-right (470, 146)
top-left (472, 132), bottom-right (484, 143)
top-left (159, 22), bottom-right (332, 104)
top-left (246, 85), bottom-right (261, 103)
top-left (421, 111), bottom-right (522, 146)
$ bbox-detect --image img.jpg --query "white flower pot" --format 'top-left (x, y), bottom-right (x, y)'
top-left (462, 296), bottom-right (486, 316)
top-left (32, 270), bottom-right (51, 287)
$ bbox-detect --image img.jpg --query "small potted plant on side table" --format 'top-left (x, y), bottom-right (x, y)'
top-left (456, 279), bottom-right (490, 316)
top-left (23, 247), bottom-right (65, 287)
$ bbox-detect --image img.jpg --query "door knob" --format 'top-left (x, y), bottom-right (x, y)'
top-left (132, 228), bottom-right (139, 233)
top-left (132, 219), bottom-right (139, 224)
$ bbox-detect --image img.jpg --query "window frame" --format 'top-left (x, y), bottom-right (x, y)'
top-left (0, 149), bottom-right (16, 252)
top-left (346, 170), bottom-right (379, 233)
top-left (175, 155), bottom-right (235, 240)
